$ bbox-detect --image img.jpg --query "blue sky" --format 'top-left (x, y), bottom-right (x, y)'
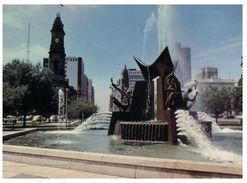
top-left (3, 5), bottom-right (242, 111)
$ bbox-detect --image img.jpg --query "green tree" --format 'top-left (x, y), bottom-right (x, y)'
top-left (3, 59), bottom-right (37, 87)
top-left (3, 59), bottom-right (37, 126)
top-left (232, 56), bottom-right (243, 115)
top-left (3, 59), bottom-right (57, 126)
top-left (3, 82), bottom-right (28, 116)
top-left (201, 86), bottom-right (232, 122)
top-left (31, 68), bottom-right (57, 118)
top-left (232, 87), bottom-right (242, 114)
top-left (67, 97), bottom-right (97, 120)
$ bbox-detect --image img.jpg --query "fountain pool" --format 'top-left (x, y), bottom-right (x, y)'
top-left (4, 129), bottom-right (242, 164)
top-left (4, 111), bottom-right (242, 164)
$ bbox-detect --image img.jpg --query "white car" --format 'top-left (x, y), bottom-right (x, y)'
top-left (50, 115), bottom-right (58, 122)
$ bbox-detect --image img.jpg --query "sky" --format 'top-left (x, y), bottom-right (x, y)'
top-left (2, 4), bottom-right (242, 112)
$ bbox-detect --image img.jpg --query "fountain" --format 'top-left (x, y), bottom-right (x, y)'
top-left (74, 112), bottom-right (112, 131)
top-left (175, 110), bottom-right (241, 163)
top-left (108, 46), bottom-right (212, 145)
top-left (57, 88), bottom-right (65, 143)
top-left (4, 110), bottom-right (242, 164)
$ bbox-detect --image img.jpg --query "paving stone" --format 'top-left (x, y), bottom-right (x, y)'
top-left (3, 161), bottom-right (119, 178)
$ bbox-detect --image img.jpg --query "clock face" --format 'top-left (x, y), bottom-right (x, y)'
top-left (55, 38), bottom-right (59, 43)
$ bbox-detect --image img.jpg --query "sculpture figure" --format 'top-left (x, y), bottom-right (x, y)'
top-left (163, 63), bottom-right (188, 111)
top-left (110, 78), bottom-right (132, 112)
top-left (182, 80), bottom-right (198, 109)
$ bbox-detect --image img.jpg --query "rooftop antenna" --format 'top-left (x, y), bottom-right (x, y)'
top-left (26, 23), bottom-right (30, 62)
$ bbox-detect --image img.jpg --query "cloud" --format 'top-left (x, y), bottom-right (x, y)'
top-left (64, 5), bottom-right (100, 12)
top-left (3, 43), bottom-right (48, 65)
top-left (3, 5), bottom-right (43, 30)
top-left (3, 43), bottom-right (26, 62)
top-left (31, 44), bottom-right (49, 63)
top-left (191, 37), bottom-right (242, 80)
top-left (193, 37), bottom-right (242, 60)
top-left (3, 10), bottom-right (22, 29)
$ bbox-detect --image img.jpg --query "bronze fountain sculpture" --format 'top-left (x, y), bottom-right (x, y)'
top-left (108, 47), bottom-right (209, 144)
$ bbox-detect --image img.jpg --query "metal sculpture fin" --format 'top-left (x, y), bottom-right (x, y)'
top-left (134, 47), bottom-right (174, 80)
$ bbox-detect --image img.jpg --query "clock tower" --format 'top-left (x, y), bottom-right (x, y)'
top-left (45, 12), bottom-right (67, 87)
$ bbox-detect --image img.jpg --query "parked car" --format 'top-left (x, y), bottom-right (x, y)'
top-left (3, 115), bottom-right (17, 128)
top-left (32, 115), bottom-right (42, 122)
top-left (50, 115), bottom-right (58, 122)
top-left (26, 115), bottom-right (33, 120)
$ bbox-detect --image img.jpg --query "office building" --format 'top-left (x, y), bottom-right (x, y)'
top-left (174, 42), bottom-right (191, 87)
top-left (185, 67), bottom-right (235, 111)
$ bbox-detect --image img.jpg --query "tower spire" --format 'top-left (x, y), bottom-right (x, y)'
top-left (56, 11), bottom-right (60, 17)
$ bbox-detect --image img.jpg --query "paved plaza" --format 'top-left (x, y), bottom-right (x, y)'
top-left (3, 161), bottom-right (119, 178)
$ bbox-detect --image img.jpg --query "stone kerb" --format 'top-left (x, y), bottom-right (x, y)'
top-left (3, 145), bottom-right (242, 178)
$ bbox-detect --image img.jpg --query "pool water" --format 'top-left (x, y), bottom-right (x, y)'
top-left (4, 129), bottom-right (242, 163)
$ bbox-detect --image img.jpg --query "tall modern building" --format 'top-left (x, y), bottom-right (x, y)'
top-left (174, 42), bottom-right (191, 87)
top-left (81, 74), bottom-right (94, 103)
top-left (91, 86), bottom-right (95, 104)
top-left (82, 74), bottom-right (88, 101)
top-left (65, 56), bottom-right (84, 97)
top-left (87, 79), bottom-right (93, 103)
top-left (183, 47), bottom-right (191, 84)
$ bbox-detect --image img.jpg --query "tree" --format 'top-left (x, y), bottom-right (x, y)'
top-left (232, 56), bottom-right (243, 115)
top-left (201, 86), bottom-right (232, 122)
top-left (31, 68), bottom-right (57, 118)
top-left (3, 59), bottom-right (57, 126)
top-left (232, 87), bottom-right (242, 114)
top-left (3, 82), bottom-right (28, 116)
top-left (3, 59), bottom-right (37, 87)
top-left (3, 59), bottom-right (38, 126)
top-left (67, 97), bottom-right (97, 120)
